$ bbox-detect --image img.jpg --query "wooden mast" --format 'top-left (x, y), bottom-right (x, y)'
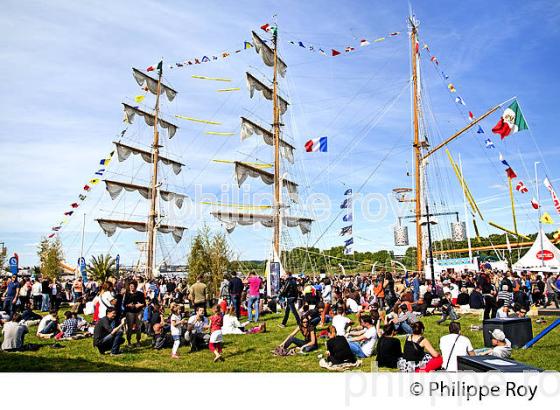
top-left (410, 18), bottom-right (423, 275)
top-left (272, 29), bottom-right (281, 262)
top-left (146, 64), bottom-right (163, 279)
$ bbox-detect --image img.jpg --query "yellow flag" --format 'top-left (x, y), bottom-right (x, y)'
top-left (374, 37), bottom-right (385, 42)
top-left (205, 131), bottom-right (235, 136)
top-left (175, 115), bottom-right (221, 125)
top-left (191, 75), bottom-right (231, 82)
top-left (216, 88), bottom-right (241, 92)
top-left (134, 95), bottom-right (145, 103)
top-left (89, 178), bottom-right (100, 185)
top-left (541, 212), bottom-right (554, 224)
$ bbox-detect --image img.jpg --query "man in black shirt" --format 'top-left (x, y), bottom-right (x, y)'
top-left (122, 280), bottom-right (146, 346)
top-left (229, 272), bottom-right (244, 319)
top-left (93, 307), bottom-right (125, 355)
top-left (280, 272), bottom-right (300, 327)
top-left (325, 325), bottom-right (356, 365)
top-left (469, 287), bottom-right (484, 309)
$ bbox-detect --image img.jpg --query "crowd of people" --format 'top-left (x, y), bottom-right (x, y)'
top-left (0, 268), bottom-right (558, 371)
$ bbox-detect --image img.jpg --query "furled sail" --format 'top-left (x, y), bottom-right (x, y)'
top-left (234, 162), bottom-right (299, 202)
top-left (240, 117), bottom-right (294, 163)
top-left (251, 31), bottom-right (287, 78)
top-left (122, 103), bottom-right (178, 138)
top-left (246, 73), bottom-right (289, 115)
top-left (132, 68), bottom-right (178, 102)
top-left (114, 142), bottom-right (184, 175)
top-left (104, 180), bottom-right (187, 208)
top-left (96, 218), bottom-right (186, 243)
top-left (211, 211), bottom-right (312, 234)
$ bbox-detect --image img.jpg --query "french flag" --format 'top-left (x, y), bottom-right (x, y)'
top-left (305, 137), bottom-right (328, 152)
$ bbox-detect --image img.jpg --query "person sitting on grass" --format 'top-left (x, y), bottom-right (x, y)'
top-left (21, 301), bottom-right (42, 325)
top-left (477, 329), bottom-right (512, 359)
top-left (57, 311), bottom-right (79, 339)
top-left (36, 309), bottom-right (60, 339)
top-left (439, 321), bottom-right (475, 372)
top-left (222, 305), bottom-right (266, 335)
top-left (209, 304), bottom-right (225, 362)
top-left (346, 314), bottom-right (377, 358)
top-left (1, 313), bottom-right (28, 352)
top-left (496, 300), bottom-right (511, 318)
top-left (331, 305), bottom-right (352, 336)
top-left (322, 325), bottom-right (356, 365)
top-left (93, 307), bottom-right (126, 355)
top-left (279, 315), bottom-right (318, 353)
top-left (186, 306), bottom-right (210, 351)
top-left (398, 321), bottom-right (442, 372)
top-left (375, 323), bottom-right (402, 369)
top-left (152, 323), bottom-right (173, 350)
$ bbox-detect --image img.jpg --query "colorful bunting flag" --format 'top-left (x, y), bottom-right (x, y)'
top-left (343, 213), bottom-right (353, 222)
top-left (360, 39), bottom-right (370, 46)
top-left (344, 237), bottom-right (354, 247)
top-left (468, 111), bottom-right (474, 122)
top-left (515, 181), bottom-right (528, 193)
top-left (340, 198), bottom-right (352, 209)
top-left (146, 61), bottom-right (162, 72)
top-left (83, 185), bottom-right (91, 192)
top-left (243, 41), bottom-right (253, 49)
top-left (345, 46), bottom-right (355, 53)
top-left (492, 100), bottom-right (528, 139)
top-left (79, 194), bottom-right (86, 201)
top-left (541, 212), bottom-right (554, 224)
top-left (499, 153), bottom-right (510, 167)
top-left (305, 137), bottom-right (328, 152)
top-left (89, 178), bottom-right (100, 185)
top-left (344, 188), bottom-right (352, 196)
top-left (48, 233), bottom-right (56, 238)
top-left (485, 139), bottom-right (495, 149)
top-left (95, 168), bottom-right (105, 176)
top-left (340, 226), bottom-right (352, 236)
top-left (134, 95), bottom-right (145, 103)
top-left (64, 211), bottom-right (74, 216)
top-left (430, 56), bottom-right (439, 65)
top-left (331, 49), bottom-right (341, 56)
top-left (71, 203), bottom-right (79, 208)
top-left (531, 198), bottom-right (540, 209)
top-left (477, 126), bottom-right (485, 134)
top-left (448, 83), bottom-right (456, 92)
top-left (543, 177), bottom-right (560, 214)
top-left (505, 167), bottom-right (517, 179)
top-left (455, 96), bottom-right (466, 105)
top-left (175, 115), bottom-right (221, 125)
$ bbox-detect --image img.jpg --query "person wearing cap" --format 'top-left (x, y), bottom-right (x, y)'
top-left (479, 329), bottom-right (512, 359)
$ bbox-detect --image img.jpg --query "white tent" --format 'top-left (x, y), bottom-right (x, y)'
top-left (513, 229), bottom-right (560, 272)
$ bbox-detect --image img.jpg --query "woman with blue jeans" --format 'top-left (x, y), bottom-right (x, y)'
top-left (279, 317), bottom-right (318, 353)
top-left (246, 272), bottom-right (262, 322)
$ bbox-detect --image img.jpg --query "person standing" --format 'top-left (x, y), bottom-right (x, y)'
top-left (31, 279), bottom-right (42, 310)
top-left (279, 272), bottom-right (300, 328)
top-left (2, 275), bottom-right (20, 318)
top-left (122, 280), bottom-right (146, 346)
top-left (245, 271), bottom-right (262, 323)
top-left (320, 277), bottom-right (332, 326)
top-left (72, 278), bottom-right (84, 303)
top-left (189, 275), bottom-right (207, 314)
top-left (228, 272), bottom-right (243, 319)
top-left (545, 273), bottom-right (560, 308)
top-left (41, 277), bottom-right (51, 312)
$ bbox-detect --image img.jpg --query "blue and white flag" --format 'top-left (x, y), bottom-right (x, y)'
top-left (340, 225), bottom-right (352, 236)
top-left (455, 96), bottom-right (466, 105)
top-left (343, 213), bottom-right (353, 222)
top-left (344, 237), bottom-right (354, 247)
top-left (477, 125), bottom-right (485, 134)
top-left (344, 188), bottom-right (352, 196)
top-left (305, 137), bottom-right (328, 152)
top-left (485, 139), bottom-right (495, 149)
top-left (340, 198), bottom-right (352, 209)
top-left (343, 246), bottom-right (354, 255)
top-left (499, 153), bottom-right (510, 167)
top-left (78, 257), bottom-right (87, 284)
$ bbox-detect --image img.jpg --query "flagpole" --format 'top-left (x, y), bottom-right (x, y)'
top-left (459, 155), bottom-right (473, 261)
top-left (508, 176), bottom-right (518, 235)
top-left (535, 161), bottom-right (544, 267)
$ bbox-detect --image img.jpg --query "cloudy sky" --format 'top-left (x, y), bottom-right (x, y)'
top-left (1, 0), bottom-right (559, 268)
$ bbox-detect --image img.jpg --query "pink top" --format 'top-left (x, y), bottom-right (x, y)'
top-left (248, 276), bottom-right (262, 297)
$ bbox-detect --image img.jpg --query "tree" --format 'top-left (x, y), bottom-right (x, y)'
top-left (37, 237), bottom-right (64, 279)
top-left (187, 225), bottom-right (232, 299)
top-left (87, 254), bottom-right (116, 283)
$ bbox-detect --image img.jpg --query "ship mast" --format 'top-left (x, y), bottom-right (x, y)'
top-left (410, 17), bottom-right (423, 275)
top-left (146, 68), bottom-right (163, 279)
top-left (272, 29), bottom-right (281, 261)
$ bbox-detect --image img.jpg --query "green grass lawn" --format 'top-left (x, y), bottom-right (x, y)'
top-left (0, 312), bottom-right (558, 372)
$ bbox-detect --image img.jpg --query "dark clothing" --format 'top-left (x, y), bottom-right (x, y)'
top-left (457, 293), bottom-right (470, 306)
top-left (93, 317), bottom-right (115, 347)
top-left (326, 335), bottom-right (356, 365)
top-left (483, 294), bottom-right (497, 320)
top-left (282, 297), bottom-right (300, 326)
top-left (229, 277), bottom-right (244, 296)
top-left (403, 336), bottom-right (425, 363)
top-left (5, 281), bottom-right (19, 298)
top-left (93, 317), bottom-right (124, 354)
top-left (122, 291), bottom-right (146, 314)
top-left (469, 290), bottom-right (484, 309)
top-left (376, 336), bottom-right (402, 368)
top-left (41, 280), bottom-right (50, 294)
top-left (152, 333), bottom-right (172, 349)
top-left (280, 277), bottom-right (299, 298)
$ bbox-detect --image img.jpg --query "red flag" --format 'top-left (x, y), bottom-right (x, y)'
top-left (64, 211), bottom-right (74, 216)
top-left (531, 198), bottom-right (540, 209)
top-left (415, 41), bottom-right (419, 54)
top-left (331, 49), bottom-right (341, 56)
top-left (505, 167), bottom-right (517, 179)
top-left (48, 233), bottom-right (55, 238)
top-left (492, 118), bottom-right (512, 139)
top-left (83, 185), bottom-right (91, 191)
top-left (468, 111), bottom-right (474, 122)
top-left (260, 23), bottom-right (270, 32)
top-left (71, 202), bottom-right (79, 208)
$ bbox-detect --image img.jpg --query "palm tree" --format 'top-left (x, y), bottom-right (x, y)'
top-left (87, 254), bottom-right (117, 282)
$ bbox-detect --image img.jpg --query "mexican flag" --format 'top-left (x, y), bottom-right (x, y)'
top-left (147, 61), bottom-right (163, 72)
top-left (491, 100), bottom-right (528, 139)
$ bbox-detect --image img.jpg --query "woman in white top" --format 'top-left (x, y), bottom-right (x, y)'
top-left (170, 303), bottom-right (186, 358)
top-left (320, 278), bottom-right (332, 326)
top-left (97, 282), bottom-right (116, 319)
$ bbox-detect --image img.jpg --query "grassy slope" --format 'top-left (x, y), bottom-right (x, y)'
top-left (0, 313), bottom-right (558, 372)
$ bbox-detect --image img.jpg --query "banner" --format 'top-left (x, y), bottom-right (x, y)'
top-left (270, 261), bottom-right (281, 296)
top-left (9, 255), bottom-right (18, 275)
top-left (544, 177), bottom-right (560, 214)
top-left (115, 254), bottom-right (120, 277)
top-left (78, 257), bottom-right (87, 284)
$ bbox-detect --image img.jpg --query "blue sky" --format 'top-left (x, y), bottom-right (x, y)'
top-left (1, 0), bottom-right (560, 268)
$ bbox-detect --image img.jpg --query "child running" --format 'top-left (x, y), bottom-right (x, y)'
top-left (170, 303), bottom-right (186, 359)
top-left (209, 304), bottom-right (225, 362)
